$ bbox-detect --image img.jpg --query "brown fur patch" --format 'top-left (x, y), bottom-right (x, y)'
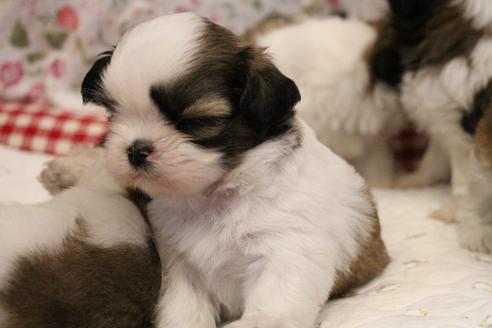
top-left (0, 233), bottom-right (161, 328)
top-left (463, 80), bottom-right (492, 134)
top-left (370, 0), bottom-right (485, 88)
top-left (399, 2), bottom-right (483, 70)
top-left (183, 97), bottom-right (231, 118)
top-left (475, 105), bottom-right (492, 171)
top-left (242, 14), bottom-right (299, 42)
top-left (331, 191), bottom-right (389, 298)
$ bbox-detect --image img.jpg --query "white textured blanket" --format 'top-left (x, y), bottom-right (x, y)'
top-left (0, 145), bottom-right (491, 327)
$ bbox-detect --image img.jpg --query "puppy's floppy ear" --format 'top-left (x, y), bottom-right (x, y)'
top-left (81, 50), bottom-right (113, 107)
top-left (372, 47), bottom-right (403, 87)
top-left (239, 47), bottom-right (300, 139)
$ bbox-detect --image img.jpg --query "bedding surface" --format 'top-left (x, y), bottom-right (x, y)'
top-left (0, 145), bottom-right (491, 327)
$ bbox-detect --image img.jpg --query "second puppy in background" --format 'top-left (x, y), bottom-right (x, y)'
top-left (250, 14), bottom-right (448, 188)
top-left (250, 16), bottom-right (415, 187)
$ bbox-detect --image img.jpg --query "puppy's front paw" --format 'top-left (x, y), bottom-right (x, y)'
top-left (428, 203), bottom-right (457, 223)
top-left (458, 220), bottom-right (492, 254)
top-left (223, 316), bottom-right (297, 328)
top-left (38, 145), bottom-right (104, 194)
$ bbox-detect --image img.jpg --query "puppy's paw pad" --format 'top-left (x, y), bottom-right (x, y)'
top-left (38, 145), bottom-right (104, 194)
top-left (39, 159), bottom-right (79, 194)
top-left (458, 223), bottom-right (492, 254)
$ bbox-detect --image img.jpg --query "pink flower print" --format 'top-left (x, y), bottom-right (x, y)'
top-left (48, 58), bottom-right (67, 78)
top-left (58, 5), bottom-right (79, 31)
top-left (0, 61), bottom-right (24, 88)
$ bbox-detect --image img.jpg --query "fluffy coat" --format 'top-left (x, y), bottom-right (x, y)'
top-left (76, 13), bottom-right (389, 328)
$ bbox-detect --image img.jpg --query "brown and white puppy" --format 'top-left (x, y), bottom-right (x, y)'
top-left (70, 13), bottom-right (388, 328)
top-left (371, 0), bottom-right (492, 252)
top-left (0, 148), bottom-right (161, 328)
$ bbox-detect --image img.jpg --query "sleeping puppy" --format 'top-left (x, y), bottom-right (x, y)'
top-left (0, 148), bottom-right (161, 328)
top-left (372, 0), bottom-right (492, 252)
top-left (248, 15), bottom-right (446, 187)
top-left (54, 13), bottom-right (389, 328)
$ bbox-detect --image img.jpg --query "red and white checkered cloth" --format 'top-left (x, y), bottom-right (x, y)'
top-left (0, 100), bottom-right (108, 155)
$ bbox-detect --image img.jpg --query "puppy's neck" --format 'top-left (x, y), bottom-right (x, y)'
top-left (213, 124), bottom-right (301, 195)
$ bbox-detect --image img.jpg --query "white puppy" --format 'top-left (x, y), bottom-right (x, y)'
top-left (0, 148), bottom-right (161, 328)
top-left (249, 16), bottom-right (405, 187)
top-left (61, 13), bottom-right (389, 328)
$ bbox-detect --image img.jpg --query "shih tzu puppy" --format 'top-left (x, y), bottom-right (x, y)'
top-left (372, 0), bottom-right (492, 252)
top-left (248, 15), bottom-right (444, 187)
top-left (57, 12), bottom-right (389, 328)
top-left (0, 147), bottom-right (161, 328)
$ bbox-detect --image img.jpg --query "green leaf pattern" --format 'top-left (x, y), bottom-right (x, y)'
top-left (0, 0), bottom-right (349, 101)
top-left (10, 20), bottom-right (29, 48)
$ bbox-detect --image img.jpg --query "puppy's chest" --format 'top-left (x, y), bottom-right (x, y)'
top-left (153, 196), bottom-right (266, 273)
top-left (154, 197), bottom-right (266, 311)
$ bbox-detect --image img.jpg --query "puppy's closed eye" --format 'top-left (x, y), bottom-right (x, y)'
top-left (177, 116), bottom-right (228, 134)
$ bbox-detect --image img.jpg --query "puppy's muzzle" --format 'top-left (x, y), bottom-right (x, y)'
top-left (127, 140), bottom-right (154, 169)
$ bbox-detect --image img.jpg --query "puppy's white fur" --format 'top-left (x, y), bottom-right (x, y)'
top-left (91, 14), bottom-right (386, 327)
top-left (104, 14), bottom-right (201, 113)
top-left (151, 121), bottom-right (375, 328)
top-left (254, 17), bottom-right (403, 187)
top-left (461, 0), bottom-right (492, 29)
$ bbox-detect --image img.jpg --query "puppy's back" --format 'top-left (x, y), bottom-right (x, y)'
top-left (1, 237), bottom-right (160, 328)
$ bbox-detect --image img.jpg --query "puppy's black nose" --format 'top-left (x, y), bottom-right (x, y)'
top-left (127, 140), bottom-right (154, 169)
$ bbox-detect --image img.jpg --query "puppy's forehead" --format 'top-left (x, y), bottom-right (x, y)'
top-left (103, 13), bottom-right (206, 110)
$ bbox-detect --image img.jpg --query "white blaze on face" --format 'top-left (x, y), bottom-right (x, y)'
top-left (103, 13), bottom-right (205, 114)
top-left (102, 13), bottom-right (226, 196)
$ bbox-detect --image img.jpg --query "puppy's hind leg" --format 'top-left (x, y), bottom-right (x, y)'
top-left (456, 155), bottom-right (492, 253)
top-left (38, 145), bottom-right (105, 195)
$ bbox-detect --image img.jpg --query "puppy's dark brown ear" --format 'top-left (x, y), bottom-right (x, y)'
top-left (239, 48), bottom-right (300, 139)
top-left (388, 0), bottom-right (434, 19)
top-left (81, 50), bottom-right (113, 107)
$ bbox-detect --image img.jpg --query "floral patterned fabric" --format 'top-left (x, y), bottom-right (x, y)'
top-left (0, 0), bottom-right (387, 105)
